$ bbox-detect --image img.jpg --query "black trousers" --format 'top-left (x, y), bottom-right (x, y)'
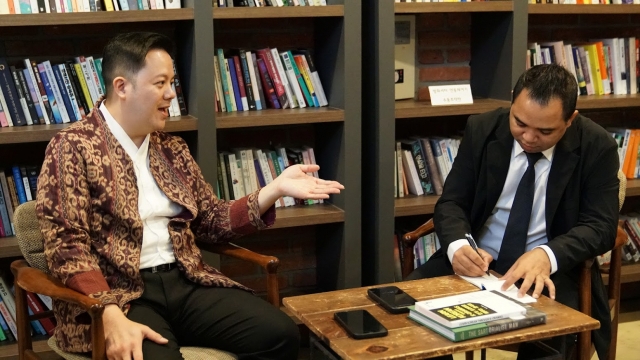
top-left (126, 268), bottom-right (300, 360)
top-left (406, 250), bottom-right (572, 360)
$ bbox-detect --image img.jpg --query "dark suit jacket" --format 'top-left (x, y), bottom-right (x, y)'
top-left (434, 108), bottom-right (619, 359)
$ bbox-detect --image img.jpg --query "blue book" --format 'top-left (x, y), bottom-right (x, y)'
top-left (37, 63), bottom-right (63, 124)
top-left (227, 58), bottom-right (243, 112)
top-left (27, 307), bottom-right (46, 336)
top-left (51, 65), bottom-right (76, 122)
top-left (11, 166), bottom-right (27, 204)
top-left (0, 58), bottom-right (28, 126)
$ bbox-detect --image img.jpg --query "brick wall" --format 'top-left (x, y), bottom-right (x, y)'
top-left (414, 13), bottom-right (471, 101)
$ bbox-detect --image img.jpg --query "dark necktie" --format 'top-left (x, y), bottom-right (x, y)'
top-left (495, 152), bottom-right (543, 275)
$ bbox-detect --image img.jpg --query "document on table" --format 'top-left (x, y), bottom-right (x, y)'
top-left (458, 273), bottom-right (537, 303)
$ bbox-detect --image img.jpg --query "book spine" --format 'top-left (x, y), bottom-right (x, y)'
top-left (29, 60), bottom-right (53, 124)
top-left (293, 55), bottom-right (319, 107)
top-left (0, 184), bottom-right (12, 236)
top-left (20, 167), bottom-right (33, 201)
top-left (65, 62), bottom-right (88, 118)
top-left (216, 50), bottom-right (233, 112)
top-left (456, 312), bottom-right (547, 341)
top-left (25, 292), bottom-right (55, 336)
top-left (258, 49), bottom-right (288, 108)
top-left (257, 58), bottom-right (280, 109)
top-left (0, 299), bottom-right (17, 340)
top-left (50, 64), bottom-right (73, 123)
top-left (44, 61), bottom-right (71, 123)
top-left (239, 51), bottom-right (257, 111)
top-left (37, 63), bottom-right (63, 124)
top-left (11, 166), bottom-right (27, 204)
top-left (271, 48), bottom-right (297, 108)
top-left (9, 66), bottom-right (33, 125)
top-left (0, 173), bottom-right (15, 235)
top-left (0, 86), bottom-right (13, 127)
top-left (58, 64), bottom-right (82, 121)
top-left (227, 57), bottom-right (244, 111)
top-left (232, 55), bottom-right (249, 111)
top-left (0, 58), bottom-right (27, 126)
top-left (172, 63), bottom-right (187, 115)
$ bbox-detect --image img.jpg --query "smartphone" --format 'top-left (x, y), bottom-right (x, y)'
top-left (333, 309), bottom-right (388, 339)
top-left (367, 285), bottom-right (416, 314)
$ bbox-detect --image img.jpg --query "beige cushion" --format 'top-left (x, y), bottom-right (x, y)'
top-left (13, 201), bottom-right (49, 273)
top-left (48, 336), bottom-right (238, 360)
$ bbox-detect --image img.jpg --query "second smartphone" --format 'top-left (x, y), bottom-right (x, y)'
top-left (367, 285), bottom-right (417, 314)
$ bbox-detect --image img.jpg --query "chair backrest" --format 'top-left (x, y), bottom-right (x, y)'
top-left (13, 201), bottom-right (49, 274)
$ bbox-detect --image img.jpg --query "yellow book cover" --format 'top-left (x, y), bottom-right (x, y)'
top-left (73, 63), bottom-right (93, 111)
top-left (582, 44), bottom-right (604, 95)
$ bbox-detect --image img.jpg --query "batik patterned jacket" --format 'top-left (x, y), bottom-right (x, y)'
top-left (36, 103), bottom-right (275, 353)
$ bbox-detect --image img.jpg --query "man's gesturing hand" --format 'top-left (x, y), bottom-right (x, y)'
top-left (500, 248), bottom-right (556, 300)
top-left (452, 246), bottom-right (493, 277)
top-left (103, 304), bottom-right (168, 360)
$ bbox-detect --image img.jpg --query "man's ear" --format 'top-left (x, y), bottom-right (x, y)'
top-left (566, 110), bottom-right (578, 127)
top-left (112, 76), bottom-right (128, 99)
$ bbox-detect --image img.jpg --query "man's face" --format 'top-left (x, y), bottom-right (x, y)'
top-left (509, 89), bottom-right (575, 153)
top-left (125, 49), bottom-right (175, 135)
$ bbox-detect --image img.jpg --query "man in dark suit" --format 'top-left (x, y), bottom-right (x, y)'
top-left (408, 64), bottom-right (619, 359)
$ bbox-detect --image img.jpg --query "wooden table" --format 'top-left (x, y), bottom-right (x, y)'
top-left (283, 276), bottom-right (600, 359)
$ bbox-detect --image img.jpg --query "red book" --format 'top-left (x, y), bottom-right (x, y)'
top-left (25, 292), bottom-right (55, 336)
top-left (256, 49), bottom-right (288, 109)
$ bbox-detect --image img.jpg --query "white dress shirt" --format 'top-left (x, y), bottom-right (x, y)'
top-left (447, 140), bottom-right (559, 274)
top-left (101, 103), bottom-right (182, 269)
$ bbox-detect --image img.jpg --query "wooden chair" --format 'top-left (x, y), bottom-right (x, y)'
top-left (11, 201), bottom-right (281, 360)
top-left (402, 171), bottom-right (627, 360)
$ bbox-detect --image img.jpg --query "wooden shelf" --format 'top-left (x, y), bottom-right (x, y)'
top-left (270, 203), bottom-right (344, 229)
top-left (395, 98), bottom-right (510, 119)
top-left (0, 236), bottom-right (20, 258)
top-left (627, 179), bottom-right (640, 197)
top-left (0, 9), bottom-right (193, 26)
top-left (0, 116), bottom-right (197, 145)
top-left (602, 263), bottom-right (640, 286)
top-left (395, 1), bottom-right (513, 14)
top-left (394, 195), bottom-right (439, 217)
top-left (0, 338), bottom-right (51, 358)
top-left (213, 5), bottom-right (343, 19)
top-left (529, 4), bottom-right (640, 15)
top-left (216, 107), bottom-right (344, 129)
top-left (576, 94), bottom-right (640, 110)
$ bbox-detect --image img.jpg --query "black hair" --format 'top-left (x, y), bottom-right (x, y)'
top-left (102, 32), bottom-right (175, 97)
top-left (512, 64), bottom-right (578, 121)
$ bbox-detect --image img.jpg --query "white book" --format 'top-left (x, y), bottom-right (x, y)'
top-left (0, 1), bottom-right (10, 14)
top-left (43, 61), bottom-right (72, 123)
top-left (245, 51), bottom-right (262, 110)
top-left (37, 294), bottom-right (53, 310)
top-left (86, 56), bottom-right (105, 99)
top-left (227, 153), bottom-right (245, 199)
top-left (601, 39), bottom-right (625, 95)
top-left (300, 53), bottom-right (328, 106)
top-left (234, 149), bottom-right (253, 195)
top-left (29, 0), bottom-right (40, 12)
top-left (142, 0), bottom-right (149, 9)
top-left (164, 0), bottom-right (180, 9)
top-left (270, 48), bottom-right (297, 108)
top-left (118, 0), bottom-right (129, 10)
top-left (58, 64), bottom-right (83, 121)
top-left (280, 52), bottom-right (306, 108)
top-left (11, 0), bottom-right (20, 14)
top-left (629, 37), bottom-right (637, 95)
top-left (402, 150), bottom-right (423, 196)
top-left (156, 0), bottom-right (164, 9)
top-left (244, 149), bottom-right (259, 193)
top-left (0, 86), bottom-right (14, 126)
top-left (9, 68), bottom-right (33, 125)
top-left (224, 58), bottom-right (237, 112)
top-left (213, 55), bottom-right (226, 113)
top-left (254, 149), bottom-right (281, 207)
top-left (414, 290), bottom-right (527, 329)
top-left (0, 274), bottom-right (16, 321)
top-left (82, 0), bottom-right (91, 12)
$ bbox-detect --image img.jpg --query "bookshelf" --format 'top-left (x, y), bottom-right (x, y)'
top-left (210, 0), bottom-right (362, 293)
top-left (363, 2), bottom-right (640, 286)
top-left (362, 0), bottom-right (526, 285)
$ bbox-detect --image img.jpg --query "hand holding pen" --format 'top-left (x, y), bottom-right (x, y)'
top-left (465, 233), bottom-right (490, 276)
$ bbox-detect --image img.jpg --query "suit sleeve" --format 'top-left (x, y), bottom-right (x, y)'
top-left (546, 135), bottom-right (620, 273)
top-left (36, 134), bottom-right (117, 306)
top-left (433, 116), bottom-right (478, 257)
top-left (171, 138), bottom-right (275, 243)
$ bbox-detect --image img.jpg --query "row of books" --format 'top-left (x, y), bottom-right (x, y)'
top-left (214, 0), bottom-right (327, 6)
top-left (529, 1), bottom-right (640, 4)
top-left (214, 48), bottom-right (327, 113)
top-left (608, 127), bottom-right (640, 179)
top-left (0, 166), bottom-right (39, 238)
top-left (216, 146), bottom-right (322, 207)
top-left (409, 290), bottom-right (546, 342)
top-left (618, 215), bottom-right (640, 264)
top-left (0, 56), bottom-right (187, 127)
top-left (395, 137), bottom-right (460, 199)
top-left (0, 270), bottom-right (55, 342)
top-left (527, 38), bottom-right (640, 97)
top-left (392, 229), bottom-right (441, 281)
top-left (0, 0), bottom-right (181, 14)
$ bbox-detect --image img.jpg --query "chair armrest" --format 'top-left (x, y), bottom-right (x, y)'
top-left (402, 219), bottom-right (434, 248)
top-left (11, 260), bottom-right (103, 313)
top-left (197, 242), bottom-right (279, 274)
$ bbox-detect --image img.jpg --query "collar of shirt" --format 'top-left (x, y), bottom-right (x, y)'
top-left (512, 140), bottom-right (556, 163)
top-left (99, 102), bottom-right (150, 163)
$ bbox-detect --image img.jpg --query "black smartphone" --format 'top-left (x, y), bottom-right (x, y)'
top-left (367, 285), bottom-right (416, 314)
top-left (333, 309), bottom-right (388, 340)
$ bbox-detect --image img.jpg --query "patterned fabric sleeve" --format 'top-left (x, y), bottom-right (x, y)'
top-left (36, 133), bottom-right (117, 306)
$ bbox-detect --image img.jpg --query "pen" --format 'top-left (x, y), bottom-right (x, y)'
top-left (465, 233), bottom-right (490, 276)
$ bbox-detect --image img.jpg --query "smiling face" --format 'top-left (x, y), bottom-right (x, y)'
top-left (509, 88), bottom-right (577, 153)
top-left (119, 49), bottom-right (176, 140)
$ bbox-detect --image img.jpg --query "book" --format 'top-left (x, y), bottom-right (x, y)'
top-left (457, 273), bottom-right (537, 304)
top-left (413, 290), bottom-right (528, 329)
top-left (408, 298), bottom-right (546, 342)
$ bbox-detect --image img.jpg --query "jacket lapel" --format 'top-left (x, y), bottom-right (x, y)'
top-left (484, 116), bottom-right (513, 222)
top-left (545, 122), bottom-right (580, 236)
